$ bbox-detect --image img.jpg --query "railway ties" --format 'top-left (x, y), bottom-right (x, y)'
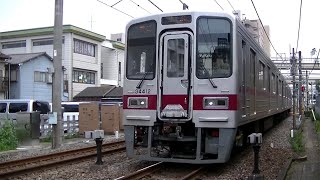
top-left (115, 162), bottom-right (207, 180)
top-left (0, 140), bottom-right (126, 178)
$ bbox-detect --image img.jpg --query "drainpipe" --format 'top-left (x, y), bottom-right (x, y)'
top-left (8, 63), bottom-right (10, 99)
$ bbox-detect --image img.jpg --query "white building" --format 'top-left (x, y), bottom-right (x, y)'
top-left (101, 39), bottom-right (125, 87)
top-left (243, 19), bottom-right (271, 57)
top-left (0, 25), bottom-right (106, 101)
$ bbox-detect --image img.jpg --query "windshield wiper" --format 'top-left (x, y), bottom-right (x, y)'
top-left (136, 72), bottom-right (152, 89)
top-left (202, 66), bottom-right (217, 88)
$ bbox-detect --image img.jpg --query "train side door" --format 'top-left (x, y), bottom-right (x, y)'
top-left (159, 32), bottom-right (192, 120)
top-left (241, 40), bottom-right (248, 117)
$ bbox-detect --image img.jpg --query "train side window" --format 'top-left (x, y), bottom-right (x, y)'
top-left (271, 73), bottom-right (275, 94)
top-left (266, 66), bottom-right (270, 92)
top-left (258, 61), bottom-right (265, 90)
top-left (0, 103), bottom-right (6, 113)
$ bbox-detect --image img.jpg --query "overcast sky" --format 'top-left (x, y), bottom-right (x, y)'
top-left (0, 0), bottom-right (319, 60)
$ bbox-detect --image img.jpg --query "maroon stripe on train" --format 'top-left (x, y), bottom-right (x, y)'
top-left (193, 94), bottom-right (238, 110)
top-left (123, 95), bottom-right (157, 110)
top-left (123, 94), bottom-right (238, 110)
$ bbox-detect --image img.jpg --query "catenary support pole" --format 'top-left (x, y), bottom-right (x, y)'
top-left (298, 51), bottom-right (302, 116)
top-left (52, 0), bottom-right (63, 149)
top-left (292, 48), bottom-right (296, 129)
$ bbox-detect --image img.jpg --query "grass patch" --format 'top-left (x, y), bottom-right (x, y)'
top-left (40, 131), bottom-right (52, 142)
top-left (0, 120), bottom-right (18, 151)
top-left (64, 132), bottom-right (80, 139)
top-left (313, 111), bottom-right (320, 136)
top-left (290, 129), bottom-right (305, 153)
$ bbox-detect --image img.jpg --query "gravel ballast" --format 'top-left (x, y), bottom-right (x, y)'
top-left (1, 117), bottom-right (294, 180)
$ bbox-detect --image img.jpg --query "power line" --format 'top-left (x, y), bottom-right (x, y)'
top-left (226, 0), bottom-right (241, 19)
top-left (129, 0), bottom-right (151, 14)
top-left (97, 0), bottom-right (134, 18)
top-left (111, 0), bottom-right (123, 7)
top-left (214, 0), bottom-right (224, 10)
top-left (250, 0), bottom-right (284, 61)
top-left (296, 0), bottom-right (303, 52)
top-left (148, 0), bottom-right (163, 12)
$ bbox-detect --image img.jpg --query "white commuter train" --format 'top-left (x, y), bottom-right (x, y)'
top-left (123, 11), bottom-right (292, 164)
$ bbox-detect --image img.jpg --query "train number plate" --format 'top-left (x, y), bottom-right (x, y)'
top-left (135, 89), bottom-right (151, 94)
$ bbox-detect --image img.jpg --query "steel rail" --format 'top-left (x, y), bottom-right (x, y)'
top-left (179, 166), bottom-right (207, 180)
top-left (114, 162), bottom-right (164, 180)
top-left (0, 140), bottom-right (125, 178)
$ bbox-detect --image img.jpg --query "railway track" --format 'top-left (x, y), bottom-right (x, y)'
top-left (115, 162), bottom-right (206, 180)
top-left (0, 140), bottom-right (126, 178)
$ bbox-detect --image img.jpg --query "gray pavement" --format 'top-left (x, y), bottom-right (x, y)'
top-left (290, 96), bottom-right (320, 180)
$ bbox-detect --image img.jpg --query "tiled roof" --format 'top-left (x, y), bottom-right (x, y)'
top-left (104, 86), bottom-right (123, 98)
top-left (8, 52), bottom-right (52, 64)
top-left (74, 85), bottom-right (115, 98)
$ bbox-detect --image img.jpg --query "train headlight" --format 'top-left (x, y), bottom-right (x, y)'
top-left (128, 97), bottom-right (148, 108)
top-left (203, 97), bottom-right (229, 109)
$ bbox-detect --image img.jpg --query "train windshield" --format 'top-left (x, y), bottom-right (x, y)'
top-left (126, 20), bottom-right (157, 80)
top-left (196, 17), bottom-right (232, 78)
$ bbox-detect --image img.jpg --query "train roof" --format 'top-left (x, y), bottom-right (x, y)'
top-left (126, 11), bottom-right (235, 28)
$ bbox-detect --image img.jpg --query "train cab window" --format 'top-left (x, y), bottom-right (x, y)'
top-left (126, 21), bottom-right (157, 80)
top-left (196, 17), bottom-right (232, 78)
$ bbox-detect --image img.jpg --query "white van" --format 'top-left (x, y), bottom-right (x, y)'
top-left (0, 99), bottom-right (50, 121)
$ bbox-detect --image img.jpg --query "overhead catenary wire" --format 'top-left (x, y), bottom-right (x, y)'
top-left (97, 0), bottom-right (134, 18)
top-left (148, 0), bottom-right (163, 12)
top-left (296, 0), bottom-right (303, 52)
top-left (129, 0), bottom-right (151, 14)
top-left (111, 0), bottom-right (123, 7)
top-left (225, 0), bottom-right (241, 21)
top-left (214, 0), bottom-right (224, 11)
top-left (250, 0), bottom-right (284, 61)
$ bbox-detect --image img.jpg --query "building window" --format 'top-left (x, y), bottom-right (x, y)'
top-left (64, 74), bottom-right (68, 92)
top-left (72, 69), bottom-right (95, 84)
top-left (101, 63), bottom-right (103, 78)
top-left (118, 62), bottom-right (121, 75)
top-left (74, 39), bottom-right (96, 57)
top-left (2, 41), bottom-right (26, 49)
top-left (34, 71), bottom-right (47, 82)
top-left (10, 69), bottom-right (17, 82)
top-left (116, 38), bottom-right (122, 42)
top-left (33, 37), bottom-right (65, 46)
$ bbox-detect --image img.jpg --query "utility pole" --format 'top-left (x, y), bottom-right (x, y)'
top-left (306, 71), bottom-right (309, 110)
top-left (298, 51), bottom-right (302, 116)
top-left (291, 48), bottom-right (296, 129)
top-left (52, 0), bottom-right (63, 149)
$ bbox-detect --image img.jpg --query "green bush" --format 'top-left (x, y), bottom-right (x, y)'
top-left (0, 120), bottom-right (18, 151)
top-left (290, 130), bottom-right (304, 153)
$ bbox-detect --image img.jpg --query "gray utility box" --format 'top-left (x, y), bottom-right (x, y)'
top-left (16, 112), bottom-right (41, 144)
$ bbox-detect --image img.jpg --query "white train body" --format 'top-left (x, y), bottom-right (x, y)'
top-left (123, 11), bottom-right (292, 164)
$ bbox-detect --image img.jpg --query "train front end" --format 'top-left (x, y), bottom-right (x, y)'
top-left (123, 12), bottom-right (238, 164)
